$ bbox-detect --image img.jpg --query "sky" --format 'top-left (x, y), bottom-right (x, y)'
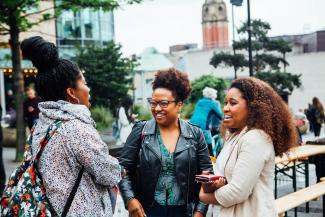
top-left (114, 0), bottom-right (325, 56)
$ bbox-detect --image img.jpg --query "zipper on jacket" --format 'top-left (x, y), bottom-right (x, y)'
top-left (144, 137), bottom-right (162, 207)
top-left (186, 147), bottom-right (191, 216)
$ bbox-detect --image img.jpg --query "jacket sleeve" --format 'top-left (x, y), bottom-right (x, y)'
top-left (211, 101), bottom-right (223, 120)
top-left (214, 130), bottom-right (273, 208)
top-left (118, 121), bottom-right (145, 207)
top-left (194, 127), bottom-right (214, 214)
top-left (72, 123), bottom-right (121, 187)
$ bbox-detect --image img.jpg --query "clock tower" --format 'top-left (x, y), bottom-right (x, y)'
top-left (202, 0), bottom-right (229, 49)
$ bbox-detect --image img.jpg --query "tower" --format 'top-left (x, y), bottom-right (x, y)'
top-left (202, 0), bottom-right (229, 49)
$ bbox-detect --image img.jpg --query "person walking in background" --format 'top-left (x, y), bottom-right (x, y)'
top-left (116, 96), bottom-right (135, 146)
top-left (190, 87), bottom-right (223, 156)
top-left (23, 86), bottom-right (42, 130)
top-left (199, 77), bottom-right (297, 217)
top-left (309, 97), bottom-right (325, 137)
top-left (18, 36), bottom-right (120, 216)
top-left (5, 90), bottom-right (14, 112)
top-left (119, 68), bottom-right (213, 217)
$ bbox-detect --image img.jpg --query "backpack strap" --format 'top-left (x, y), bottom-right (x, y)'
top-left (33, 120), bottom-right (63, 164)
top-left (61, 166), bottom-right (84, 217)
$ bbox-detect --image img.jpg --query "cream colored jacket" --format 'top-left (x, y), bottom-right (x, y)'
top-left (215, 128), bottom-right (277, 217)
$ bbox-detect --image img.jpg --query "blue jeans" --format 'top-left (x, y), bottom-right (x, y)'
top-left (146, 202), bottom-right (188, 217)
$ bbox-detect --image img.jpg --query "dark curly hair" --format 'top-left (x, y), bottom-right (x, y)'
top-left (227, 77), bottom-right (297, 156)
top-left (21, 36), bottom-right (81, 102)
top-left (152, 68), bottom-right (192, 102)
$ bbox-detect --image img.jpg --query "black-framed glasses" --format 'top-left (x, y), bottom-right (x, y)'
top-left (147, 98), bottom-right (177, 108)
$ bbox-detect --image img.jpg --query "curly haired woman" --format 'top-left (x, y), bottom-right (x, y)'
top-left (200, 77), bottom-right (297, 217)
top-left (119, 68), bottom-right (213, 217)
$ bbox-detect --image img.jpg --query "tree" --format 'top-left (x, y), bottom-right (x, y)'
top-left (75, 43), bottom-right (136, 113)
top-left (255, 71), bottom-right (301, 95)
top-left (210, 19), bottom-right (301, 96)
top-left (210, 52), bottom-right (247, 78)
top-left (0, 0), bottom-right (142, 161)
top-left (190, 75), bottom-right (228, 104)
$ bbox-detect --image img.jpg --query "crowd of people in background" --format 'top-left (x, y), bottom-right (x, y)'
top-left (0, 36), bottom-right (324, 217)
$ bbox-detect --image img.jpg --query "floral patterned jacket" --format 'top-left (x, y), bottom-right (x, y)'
top-left (31, 100), bottom-right (120, 216)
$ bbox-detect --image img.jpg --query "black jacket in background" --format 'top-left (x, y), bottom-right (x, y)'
top-left (118, 119), bottom-right (213, 215)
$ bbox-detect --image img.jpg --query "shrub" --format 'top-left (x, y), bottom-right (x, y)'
top-left (181, 102), bottom-right (195, 120)
top-left (190, 75), bottom-right (228, 104)
top-left (90, 106), bottom-right (114, 131)
top-left (133, 104), bottom-right (152, 121)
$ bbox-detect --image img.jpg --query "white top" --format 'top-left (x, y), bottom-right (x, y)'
top-left (117, 107), bottom-right (132, 144)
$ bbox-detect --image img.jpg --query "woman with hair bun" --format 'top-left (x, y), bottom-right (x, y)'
top-left (20, 36), bottom-right (120, 216)
top-left (119, 68), bottom-right (213, 217)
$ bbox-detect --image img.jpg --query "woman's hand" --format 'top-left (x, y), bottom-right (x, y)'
top-left (199, 186), bottom-right (218, 205)
top-left (212, 177), bottom-right (226, 189)
top-left (193, 211), bottom-right (204, 217)
top-left (127, 198), bottom-right (146, 217)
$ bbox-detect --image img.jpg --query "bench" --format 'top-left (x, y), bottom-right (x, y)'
top-left (276, 180), bottom-right (325, 217)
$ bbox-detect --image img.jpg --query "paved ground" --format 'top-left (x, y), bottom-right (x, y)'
top-left (2, 129), bottom-right (324, 217)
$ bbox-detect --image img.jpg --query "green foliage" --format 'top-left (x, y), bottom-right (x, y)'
top-left (255, 71), bottom-right (302, 95)
top-left (90, 106), bottom-right (114, 131)
top-left (254, 53), bottom-right (288, 72)
top-left (266, 39), bottom-right (292, 54)
top-left (75, 42), bottom-right (137, 112)
top-left (210, 18), bottom-right (301, 95)
top-left (133, 104), bottom-right (152, 121)
top-left (180, 102), bottom-right (195, 120)
top-left (210, 52), bottom-right (247, 72)
top-left (0, 0), bottom-right (143, 35)
top-left (238, 19), bottom-right (270, 39)
top-left (190, 75), bottom-right (228, 103)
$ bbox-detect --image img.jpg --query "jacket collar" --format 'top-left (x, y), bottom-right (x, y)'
top-left (143, 118), bottom-right (194, 139)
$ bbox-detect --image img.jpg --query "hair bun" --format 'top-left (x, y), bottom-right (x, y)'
top-left (21, 36), bottom-right (59, 71)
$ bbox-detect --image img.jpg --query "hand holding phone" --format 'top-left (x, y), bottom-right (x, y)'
top-left (195, 174), bottom-right (227, 193)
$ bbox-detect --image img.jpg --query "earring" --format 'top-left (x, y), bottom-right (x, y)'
top-left (73, 97), bottom-right (80, 104)
top-left (68, 96), bottom-right (80, 104)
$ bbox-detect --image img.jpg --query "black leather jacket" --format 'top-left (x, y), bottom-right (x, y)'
top-left (118, 119), bottom-right (213, 215)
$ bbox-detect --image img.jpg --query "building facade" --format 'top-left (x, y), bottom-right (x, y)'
top-left (272, 30), bottom-right (325, 53)
top-left (202, 0), bottom-right (229, 49)
top-left (56, 7), bottom-right (115, 59)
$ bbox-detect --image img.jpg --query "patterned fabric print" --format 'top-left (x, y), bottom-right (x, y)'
top-left (32, 100), bottom-right (121, 216)
top-left (154, 133), bottom-right (185, 206)
top-left (0, 121), bottom-right (62, 217)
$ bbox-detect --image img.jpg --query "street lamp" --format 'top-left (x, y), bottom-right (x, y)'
top-left (230, 0), bottom-right (253, 76)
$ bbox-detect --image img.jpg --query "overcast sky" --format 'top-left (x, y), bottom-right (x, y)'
top-left (114, 0), bottom-right (325, 56)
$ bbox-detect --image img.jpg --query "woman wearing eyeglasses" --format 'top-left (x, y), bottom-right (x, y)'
top-left (119, 68), bottom-right (213, 217)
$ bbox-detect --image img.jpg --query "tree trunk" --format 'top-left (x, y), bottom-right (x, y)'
top-left (9, 12), bottom-right (25, 162)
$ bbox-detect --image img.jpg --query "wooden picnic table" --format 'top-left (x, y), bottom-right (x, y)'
top-left (274, 144), bottom-right (325, 217)
top-left (276, 144), bottom-right (325, 164)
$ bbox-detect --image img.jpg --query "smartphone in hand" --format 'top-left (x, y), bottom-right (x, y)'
top-left (195, 175), bottom-right (226, 193)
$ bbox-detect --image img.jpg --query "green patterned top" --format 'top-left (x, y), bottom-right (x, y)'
top-left (154, 132), bottom-right (185, 206)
